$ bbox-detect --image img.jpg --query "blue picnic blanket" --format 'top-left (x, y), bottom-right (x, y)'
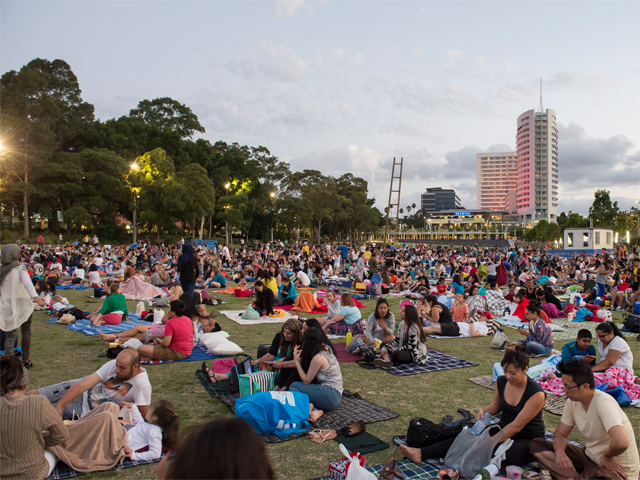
top-left (141, 342), bottom-right (226, 365)
top-left (46, 316), bottom-right (151, 335)
top-left (56, 285), bottom-right (89, 290)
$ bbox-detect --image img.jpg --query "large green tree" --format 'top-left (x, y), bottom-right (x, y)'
top-left (588, 190), bottom-right (619, 228)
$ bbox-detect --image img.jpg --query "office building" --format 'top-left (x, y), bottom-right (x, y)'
top-left (476, 152), bottom-right (517, 212)
top-left (421, 187), bottom-right (463, 213)
top-left (515, 108), bottom-right (558, 224)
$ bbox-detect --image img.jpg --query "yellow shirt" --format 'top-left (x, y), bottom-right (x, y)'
top-left (264, 277), bottom-right (279, 296)
top-left (561, 390), bottom-right (639, 479)
top-left (302, 245), bottom-right (309, 255)
top-left (364, 251), bottom-right (371, 260)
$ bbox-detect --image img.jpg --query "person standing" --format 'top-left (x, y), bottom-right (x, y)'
top-left (177, 244), bottom-right (198, 296)
top-left (0, 245), bottom-right (46, 369)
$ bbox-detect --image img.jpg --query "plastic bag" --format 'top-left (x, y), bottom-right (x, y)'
top-left (491, 330), bottom-right (509, 350)
top-left (154, 308), bottom-right (164, 324)
top-left (341, 444), bottom-right (376, 480)
top-left (135, 301), bottom-right (144, 316)
top-left (444, 425), bottom-right (503, 479)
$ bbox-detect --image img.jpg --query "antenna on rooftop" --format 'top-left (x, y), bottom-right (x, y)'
top-left (537, 78), bottom-right (544, 113)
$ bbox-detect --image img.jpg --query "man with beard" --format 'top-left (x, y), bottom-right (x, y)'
top-left (27, 349), bottom-right (151, 419)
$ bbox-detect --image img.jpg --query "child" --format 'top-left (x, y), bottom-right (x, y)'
top-left (234, 271), bottom-right (247, 288)
top-left (121, 400), bottom-right (180, 461)
top-left (34, 281), bottom-right (51, 310)
top-left (560, 329), bottom-right (596, 365)
top-left (451, 293), bottom-right (469, 322)
top-left (435, 277), bottom-right (447, 295)
top-left (50, 295), bottom-right (67, 312)
top-left (511, 293), bottom-right (529, 321)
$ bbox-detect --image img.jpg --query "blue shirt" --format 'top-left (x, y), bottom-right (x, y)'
top-left (561, 341), bottom-right (596, 365)
top-left (339, 306), bottom-right (362, 325)
top-left (452, 282), bottom-right (464, 294)
top-left (339, 246), bottom-right (348, 258)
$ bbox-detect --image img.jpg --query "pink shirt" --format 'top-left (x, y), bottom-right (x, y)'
top-left (164, 316), bottom-right (193, 356)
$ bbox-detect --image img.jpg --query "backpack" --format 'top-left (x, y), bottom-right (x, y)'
top-left (406, 418), bottom-right (468, 448)
top-left (623, 314), bottom-right (640, 333)
top-left (57, 307), bottom-right (85, 320)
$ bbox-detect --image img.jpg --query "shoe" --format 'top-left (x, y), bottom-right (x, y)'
top-left (374, 358), bottom-right (393, 367)
top-left (22, 359), bottom-right (33, 369)
top-left (338, 420), bottom-right (365, 437)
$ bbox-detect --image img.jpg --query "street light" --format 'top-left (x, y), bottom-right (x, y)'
top-left (224, 184), bottom-right (230, 244)
top-left (129, 163), bottom-right (140, 243)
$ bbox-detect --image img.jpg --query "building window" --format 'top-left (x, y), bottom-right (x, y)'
top-left (595, 232), bottom-right (600, 245)
top-left (583, 233), bottom-right (589, 248)
top-left (607, 232), bottom-right (611, 244)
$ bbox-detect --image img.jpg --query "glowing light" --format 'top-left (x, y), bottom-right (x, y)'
top-left (131, 162), bottom-right (138, 170)
top-left (224, 183), bottom-right (230, 189)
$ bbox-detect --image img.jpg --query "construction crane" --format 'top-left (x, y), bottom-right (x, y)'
top-left (384, 157), bottom-right (403, 244)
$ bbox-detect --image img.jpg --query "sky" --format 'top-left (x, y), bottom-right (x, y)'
top-left (2, 0), bottom-right (639, 216)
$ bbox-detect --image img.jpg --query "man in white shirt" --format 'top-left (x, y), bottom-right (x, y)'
top-left (531, 360), bottom-right (639, 480)
top-left (295, 268), bottom-right (311, 288)
top-left (31, 349), bottom-right (152, 419)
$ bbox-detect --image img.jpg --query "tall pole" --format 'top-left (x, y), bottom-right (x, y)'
top-left (225, 220), bottom-right (229, 245)
top-left (132, 192), bottom-right (137, 244)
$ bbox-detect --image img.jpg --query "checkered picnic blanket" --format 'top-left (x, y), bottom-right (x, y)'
top-left (210, 387), bottom-right (399, 443)
top-left (468, 375), bottom-right (567, 415)
top-left (500, 318), bottom-right (637, 342)
top-left (45, 455), bottom-right (165, 480)
top-left (314, 458), bottom-right (441, 480)
top-left (377, 350), bottom-right (479, 376)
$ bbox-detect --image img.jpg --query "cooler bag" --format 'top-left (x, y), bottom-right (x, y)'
top-left (238, 371), bottom-right (276, 397)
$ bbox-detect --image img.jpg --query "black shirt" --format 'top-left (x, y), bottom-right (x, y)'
top-left (497, 376), bottom-right (545, 440)
top-left (435, 302), bottom-right (453, 324)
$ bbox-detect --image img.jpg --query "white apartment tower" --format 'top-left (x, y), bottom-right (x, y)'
top-left (476, 152), bottom-right (517, 212)
top-left (515, 105), bottom-right (558, 224)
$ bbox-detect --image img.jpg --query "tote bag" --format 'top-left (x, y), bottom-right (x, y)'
top-left (235, 391), bottom-right (310, 437)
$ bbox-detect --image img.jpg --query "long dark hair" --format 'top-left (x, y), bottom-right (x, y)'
top-left (403, 305), bottom-right (427, 344)
top-left (278, 318), bottom-right (303, 357)
top-left (300, 328), bottom-right (324, 373)
top-left (0, 356), bottom-right (24, 396)
top-left (302, 319), bottom-right (337, 356)
top-left (165, 417), bottom-right (274, 479)
top-left (151, 399), bottom-right (180, 448)
top-left (178, 293), bottom-right (199, 320)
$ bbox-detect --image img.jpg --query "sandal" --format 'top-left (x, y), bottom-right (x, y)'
top-left (339, 419), bottom-right (365, 437)
top-left (379, 458), bottom-right (405, 480)
top-left (308, 429), bottom-right (337, 443)
top-left (201, 362), bottom-right (218, 384)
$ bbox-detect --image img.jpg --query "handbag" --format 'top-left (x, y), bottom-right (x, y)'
top-left (491, 329), bottom-right (509, 350)
top-left (230, 354), bottom-right (253, 393)
top-left (378, 458), bottom-right (405, 480)
top-left (444, 425), bottom-right (503, 479)
top-left (238, 371), bottom-right (276, 397)
top-left (359, 345), bottom-right (377, 365)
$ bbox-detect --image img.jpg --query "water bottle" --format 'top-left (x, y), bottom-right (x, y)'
top-left (472, 463), bottom-right (500, 480)
top-left (471, 413), bottom-right (493, 435)
top-left (262, 310), bottom-right (267, 320)
top-left (346, 331), bottom-right (353, 345)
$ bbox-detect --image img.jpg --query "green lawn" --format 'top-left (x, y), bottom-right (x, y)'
top-left (28, 288), bottom-right (639, 480)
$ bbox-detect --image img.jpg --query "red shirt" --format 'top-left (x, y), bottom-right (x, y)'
top-left (164, 316), bottom-right (194, 356)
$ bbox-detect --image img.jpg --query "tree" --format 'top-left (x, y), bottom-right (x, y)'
top-left (588, 190), bottom-right (619, 228)
top-left (302, 179), bottom-right (346, 239)
top-left (169, 163), bottom-right (215, 240)
top-left (0, 58), bottom-right (95, 236)
top-left (614, 212), bottom-right (630, 235)
top-left (129, 98), bottom-right (205, 139)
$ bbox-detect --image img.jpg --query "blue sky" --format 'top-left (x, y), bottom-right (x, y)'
top-left (2, 0), bottom-right (639, 215)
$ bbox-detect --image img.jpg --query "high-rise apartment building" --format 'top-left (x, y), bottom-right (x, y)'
top-left (476, 152), bottom-right (517, 212)
top-left (515, 108), bottom-right (558, 224)
top-left (421, 187), bottom-right (463, 213)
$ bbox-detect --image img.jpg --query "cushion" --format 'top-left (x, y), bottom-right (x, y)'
top-left (210, 339), bottom-right (243, 355)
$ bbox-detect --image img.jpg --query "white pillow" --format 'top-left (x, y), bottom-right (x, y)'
top-left (199, 331), bottom-right (229, 345)
top-left (210, 339), bottom-right (243, 356)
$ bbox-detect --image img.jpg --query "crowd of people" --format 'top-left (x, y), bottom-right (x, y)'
top-left (1, 236), bottom-right (639, 479)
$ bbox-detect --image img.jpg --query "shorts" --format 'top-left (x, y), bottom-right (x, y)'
top-left (71, 278), bottom-right (82, 284)
top-left (439, 322), bottom-right (460, 336)
top-left (102, 313), bottom-right (123, 325)
top-left (152, 345), bottom-right (188, 361)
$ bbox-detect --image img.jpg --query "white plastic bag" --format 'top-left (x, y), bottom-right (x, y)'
top-left (340, 444), bottom-right (376, 480)
top-left (136, 301), bottom-right (144, 316)
top-left (154, 308), bottom-right (164, 323)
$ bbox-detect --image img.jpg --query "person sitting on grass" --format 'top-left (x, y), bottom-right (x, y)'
top-left (28, 348), bottom-right (152, 418)
top-left (530, 359), bottom-right (639, 480)
top-left (514, 303), bottom-right (554, 356)
top-left (147, 285), bottom-right (183, 307)
top-left (136, 300), bottom-right (193, 362)
top-left (400, 350), bottom-right (545, 467)
top-left (321, 293), bottom-right (363, 337)
top-left (592, 322), bottom-right (634, 374)
top-left (289, 328), bottom-right (344, 422)
top-left (87, 283), bottom-right (127, 327)
top-left (419, 294), bottom-right (456, 334)
top-left (346, 297), bottom-right (395, 355)
top-left (465, 285), bottom-right (486, 321)
top-left (322, 290), bottom-right (342, 323)
top-left (253, 280), bottom-right (275, 316)
top-left (561, 329), bottom-right (596, 366)
top-left (201, 266), bottom-right (227, 289)
top-left (274, 277), bottom-right (297, 306)
top-left (375, 305), bottom-right (427, 367)
top-left (451, 293), bottom-right (469, 322)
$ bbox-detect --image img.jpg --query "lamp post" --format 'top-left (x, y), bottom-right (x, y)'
top-left (270, 192), bottom-right (276, 243)
top-left (130, 163), bottom-right (139, 243)
top-left (224, 183), bottom-right (230, 245)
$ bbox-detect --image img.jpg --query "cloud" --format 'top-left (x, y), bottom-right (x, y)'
top-left (351, 51), bottom-right (364, 65)
top-left (274, 0), bottom-right (316, 18)
top-left (227, 41), bottom-right (320, 82)
top-left (444, 49), bottom-right (486, 77)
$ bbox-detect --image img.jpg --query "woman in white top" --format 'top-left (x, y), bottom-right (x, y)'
top-left (323, 290), bottom-right (342, 321)
top-left (86, 264), bottom-right (102, 287)
top-left (0, 245), bottom-right (46, 369)
top-left (593, 322), bottom-right (634, 373)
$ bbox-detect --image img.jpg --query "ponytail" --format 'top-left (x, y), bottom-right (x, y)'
top-left (596, 322), bottom-right (623, 339)
top-left (151, 400), bottom-right (181, 448)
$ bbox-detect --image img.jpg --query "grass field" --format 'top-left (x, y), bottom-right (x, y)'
top-left (27, 287), bottom-right (640, 480)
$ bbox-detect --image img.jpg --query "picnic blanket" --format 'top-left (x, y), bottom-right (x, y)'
top-left (199, 374), bottom-right (399, 443)
top-left (141, 342), bottom-right (225, 365)
top-left (365, 350), bottom-right (478, 376)
top-left (219, 309), bottom-right (299, 325)
top-left (119, 276), bottom-right (163, 300)
top-left (56, 285), bottom-right (89, 290)
top-left (468, 375), bottom-right (567, 415)
top-left (46, 317), bottom-right (151, 336)
top-left (217, 286), bottom-right (237, 294)
top-left (45, 455), bottom-right (165, 480)
top-left (332, 342), bottom-right (359, 363)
